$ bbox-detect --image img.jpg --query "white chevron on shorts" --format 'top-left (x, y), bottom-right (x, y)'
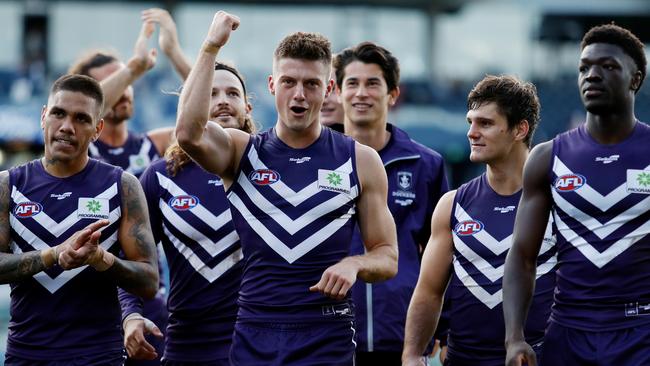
top-left (554, 210), bottom-right (650, 268)
top-left (11, 184), bottom-right (119, 237)
top-left (228, 191), bottom-right (355, 263)
top-left (247, 146), bottom-right (353, 207)
top-left (552, 157), bottom-right (650, 212)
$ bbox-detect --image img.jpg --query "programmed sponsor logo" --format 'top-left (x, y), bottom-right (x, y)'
top-left (249, 169), bottom-right (280, 185)
top-left (554, 174), bottom-right (586, 192)
top-left (13, 202), bottom-right (42, 218)
top-left (454, 220), bottom-right (484, 236)
top-left (627, 169), bottom-right (650, 194)
top-left (169, 195), bottom-right (200, 211)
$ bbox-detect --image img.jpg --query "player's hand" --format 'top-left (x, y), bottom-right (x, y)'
top-left (124, 316), bottom-right (163, 360)
top-left (401, 356), bottom-right (428, 366)
top-left (57, 220), bottom-right (109, 270)
top-left (141, 8), bottom-right (179, 56)
top-left (505, 340), bottom-right (537, 366)
top-left (309, 257), bottom-right (359, 300)
top-left (127, 21), bottom-right (157, 77)
top-left (204, 11), bottom-right (240, 49)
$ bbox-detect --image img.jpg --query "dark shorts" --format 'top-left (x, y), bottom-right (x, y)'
top-left (230, 320), bottom-right (356, 366)
top-left (162, 359), bottom-right (228, 366)
top-left (444, 341), bottom-right (542, 366)
top-left (540, 321), bottom-right (650, 366)
top-left (5, 351), bottom-right (125, 366)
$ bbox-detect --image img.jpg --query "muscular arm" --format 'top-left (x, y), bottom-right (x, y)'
top-left (175, 11), bottom-right (247, 182)
top-left (0, 171), bottom-right (50, 283)
top-left (503, 141), bottom-right (553, 366)
top-left (402, 190), bottom-right (455, 365)
top-left (142, 8), bottom-right (192, 81)
top-left (309, 145), bottom-right (397, 300)
top-left (107, 173), bottom-right (159, 299)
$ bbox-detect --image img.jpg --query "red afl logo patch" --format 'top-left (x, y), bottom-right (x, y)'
top-left (554, 174), bottom-right (586, 192)
top-left (454, 220), bottom-right (484, 236)
top-left (249, 169), bottom-right (280, 185)
top-left (168, 195), bottom-right (199, 211)
top-left (13, 202), bottom-right (42, 218)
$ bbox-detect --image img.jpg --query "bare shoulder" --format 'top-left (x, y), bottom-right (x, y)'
top-left (524, 141), bottom-right (553, 186)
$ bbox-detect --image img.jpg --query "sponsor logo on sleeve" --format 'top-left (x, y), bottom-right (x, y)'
top-left (627, 170), bottom-right (650, 194)
top-left (169, 195), bottom-right (200, 211)
top-left (13, 202), bottom-right (42, 218)
top-left (454, 220), bottom-right (484, 236)
top-left (554, 174), bottom-right (586, 192)
top-left (77, 198), bottom-right (110, 219)
top-left (249, 169), bottom-right (281, 185)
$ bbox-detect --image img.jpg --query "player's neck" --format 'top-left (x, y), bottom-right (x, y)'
top-left (485, 146), bottom-right (528, 196)
top-left (98, 119), bottom-right (129, 147)
top-left (275, 119), bottom-right (322, 149)
top-left (41, 155), bottom-right (89, 178)
top-left (344, 118), bottom-right (389, 151)
top-left (585, 108), bottom-right (636, 145)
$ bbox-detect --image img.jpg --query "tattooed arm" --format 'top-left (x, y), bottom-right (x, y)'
top-left (105, 172), bottom-right (159, 299)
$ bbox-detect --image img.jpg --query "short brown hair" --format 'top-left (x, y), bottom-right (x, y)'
top-left (467, 75), bottom-right (540, 147)
top-left (50, 74), bottom-right (104, 119)
top-left (334, 42), bottom-right (400, 92)
top-left (68, 51), bottom-right (118, 77)
top-left (274, 32), bottom-right (332, 64)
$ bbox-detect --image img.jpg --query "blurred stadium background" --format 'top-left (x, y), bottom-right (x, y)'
top-left (0, 0), bottom-right (649, 362)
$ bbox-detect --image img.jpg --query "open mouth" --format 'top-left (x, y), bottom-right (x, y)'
top-left (290, 106), bottom-right (308, 115)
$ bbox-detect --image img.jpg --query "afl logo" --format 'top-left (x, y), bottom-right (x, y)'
top-left (454, 220), bottom-right (484, 236)
top-left (554, 174), bottom-right (586, 192)
top-left (249, 169), bottom-right (280, 185)
top-left (14, 202), bottom-right (42, 218)
top-left (168, 195), bottom-right (199, 211)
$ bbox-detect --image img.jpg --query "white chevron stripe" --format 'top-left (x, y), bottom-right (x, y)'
top-left (453, 252), bottom-right (557, 309)
top-left (454, 203), bottom-right (511, 255)
top-left (246, 146), bottom-right (353, 207)
top-left (10, 229), bottom-right (119, 294)
top-left (552, 157), bottom-right (650, 212)
top-left (156, 172), bottom-right (232, 231)
top-left (237, 172), bottom-right (358, 235)
top-left (452, 233), bottom-right (504, 282)
top-left (11, 184), bottom-right (119, 238)
top-left (553, 189), bottom-right (650, 240)
top-left (554, 210), bottom-right (650, 268)
top-left (159, 199), bottom-right (238, 257)
top-left (163, 226), bottom-right (242, 283)
top-left (228, 191), bottom-right (354, 263)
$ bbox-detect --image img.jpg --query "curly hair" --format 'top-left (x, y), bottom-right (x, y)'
top-left (334, 41), bottom-right (400, 92)
top-left (467, 75), bottom-right (540, 147)
top-left (165, 61), bottom-right (256, 177)
top-left (581, 23), bottom-right (646, 92)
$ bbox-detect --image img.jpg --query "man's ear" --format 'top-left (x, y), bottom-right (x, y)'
top-left (268, 75), bottom-right (275, 96)
top-left (388, 87), bottom-right (400, 107)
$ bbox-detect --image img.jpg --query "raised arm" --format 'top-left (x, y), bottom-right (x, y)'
top-left (107, 172), bottom-right (159, 299)
top-left (503, 141), bottom-right (553, 366)
top-left (142, 8), bottom-right (192, 81)
top-left (402, 190), bottom-right (455, 366)
top-left (309, 144), bottom-right (398, 300)
top-left (175, 11), bottom-right (248, 180)
top-left (100, 21), bottom-right (157, 117)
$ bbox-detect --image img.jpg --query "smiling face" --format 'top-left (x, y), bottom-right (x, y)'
top-left (340, 61), bottom-right (398, 127)
top-left (466, 102), bottom-right (526, 164)
top-left (209, 69), bottom-right (251, 130)
top-left (269, 57), bottom-right (332, 132)
top-left (87, 61), bottom-right (134, 123)
top-left (41, 90), bottom-right (103, 166)
top-left (320, 68), bottom-right (344, 126)
top-left (578, 43), bottom-right (640, 116)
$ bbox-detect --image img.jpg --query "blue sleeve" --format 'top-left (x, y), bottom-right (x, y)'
top-left (418, 155), bottom-right (449, 247)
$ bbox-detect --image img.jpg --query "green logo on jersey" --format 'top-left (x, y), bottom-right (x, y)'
top-left (637, 172), bottom-right (650, 187)
top-left (327, 172), bottom-right (342, 186)
top-left (86, 199), bottom-right (102, 213)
